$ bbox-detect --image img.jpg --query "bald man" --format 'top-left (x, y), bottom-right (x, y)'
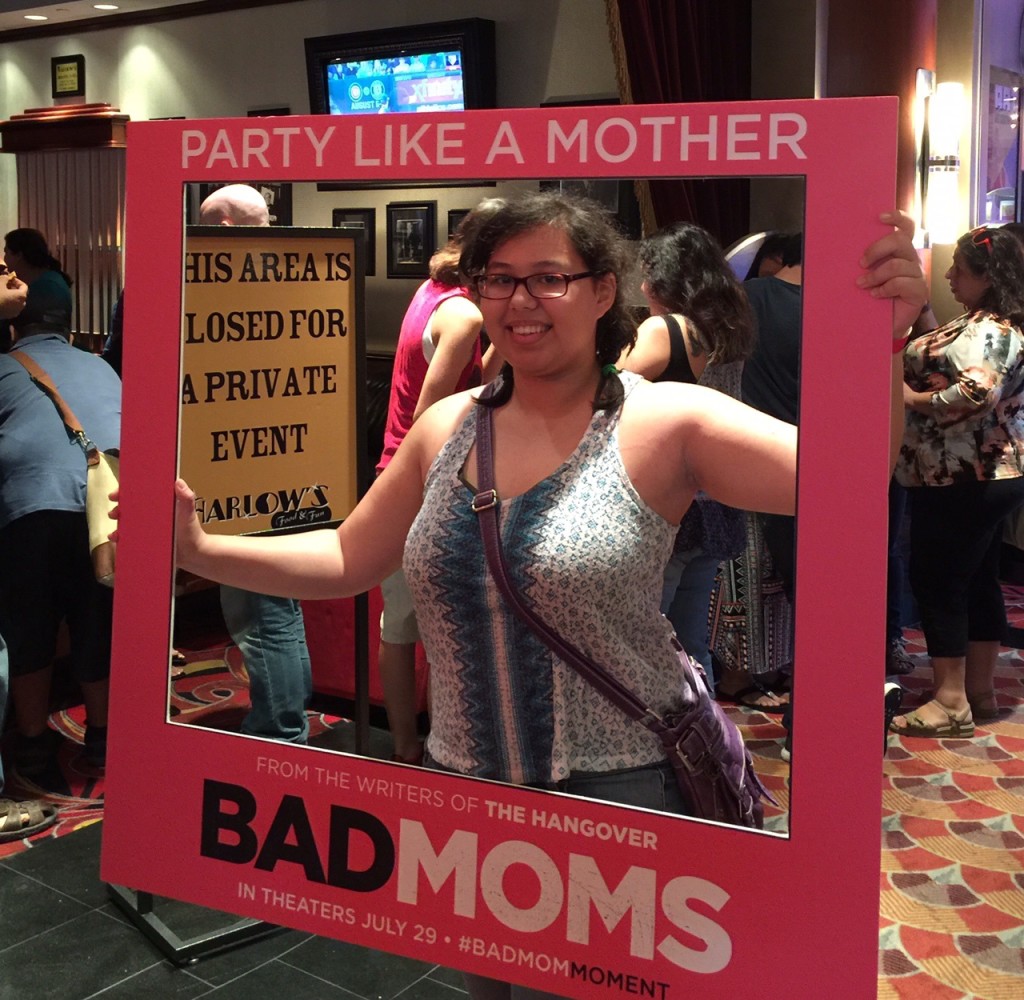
top-left (194, 185), bottom-right (313, 744)
top-left (198, 183), bottom-right (272, 227)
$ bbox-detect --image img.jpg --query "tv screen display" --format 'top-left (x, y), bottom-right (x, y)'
top-left (326, 50), bottom-right (465, 115)
top-left (305, 19), bottom-right (495, 118)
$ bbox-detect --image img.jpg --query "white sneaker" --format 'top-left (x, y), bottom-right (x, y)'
top-left (780, 729), bottom-right (792, 763)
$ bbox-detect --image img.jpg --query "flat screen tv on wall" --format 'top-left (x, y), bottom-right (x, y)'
top-left (305, 18), bottom-right (496, 117)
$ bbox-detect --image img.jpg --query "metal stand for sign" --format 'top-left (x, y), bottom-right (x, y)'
top-left (354, 590), bottom-right (370, 753)
top-left (106, 884), bottom-right (286, 966)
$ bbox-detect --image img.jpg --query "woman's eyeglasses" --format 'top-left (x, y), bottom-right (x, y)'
top-left (473, 271), bottom-right (602, 300)
top-left (970, 227), bottom-right (994, 255)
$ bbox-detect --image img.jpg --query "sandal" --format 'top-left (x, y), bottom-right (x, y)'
top-left (0, 797), bottom-right (57, 843)
top-left (889, 700), bottom-right (975, 738)
top-left (716, 683), bottom-right (789, 714)
top-left (967, 693), bottom-right (1001, 722)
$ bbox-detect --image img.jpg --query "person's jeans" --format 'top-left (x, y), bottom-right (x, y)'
top-left (660, 547), bottom-right (720, 685)
top-left (220, 587), bottom-right (311, 744)
top-left (759, 513), bottom-right (796, 731)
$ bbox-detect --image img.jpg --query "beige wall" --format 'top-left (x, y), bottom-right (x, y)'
top-left (931, 0), bottom-right (1024, 324)
top-left (1, 0), bottom-right (1002, 336)
top-left (0, 0), bottom-right (617, 349)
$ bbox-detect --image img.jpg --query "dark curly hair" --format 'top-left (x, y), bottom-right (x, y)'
top-left (4, 228), bottom-right (72, 287)
top-left (638, 222), bottom-right (755, 364)
top-left (459, 190), bottom-right (637, 411)
top-left (956, 226), bottom-right (1024, 327)
top-left (429, 197), bottom-right (507, 286)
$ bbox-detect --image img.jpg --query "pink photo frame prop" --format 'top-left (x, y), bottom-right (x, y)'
top-left (103, 99), bottom-right (897, 996)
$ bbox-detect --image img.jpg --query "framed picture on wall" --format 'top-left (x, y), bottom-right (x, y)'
top-left (257, 182), bottom-right (293, 226)
top-left (386, 201), bottom-right (436, 278)
top-left (537, 178), bottom-right (641, 240)
top-left (447, 208), bottom-right (470, 238)
top-left (539, 96), bottom-right (642, 238)
top-left (51, 54), bottom-right (85, 99)
top-left (332, 208), bottom-right (376, 276)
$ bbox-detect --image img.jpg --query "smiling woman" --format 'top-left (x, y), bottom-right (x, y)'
top-left (95, 99), bottom-right (933, 998)
top-left (170, 191), bottom-right (923, 848)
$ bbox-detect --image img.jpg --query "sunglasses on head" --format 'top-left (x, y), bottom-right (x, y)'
top-left (969, 227), bottom-right (994, 255)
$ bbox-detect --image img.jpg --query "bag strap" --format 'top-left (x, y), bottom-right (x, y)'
top-left (11, 350), bottom-right (99, 464)
top-left (471, 394), bottom-right (674, 738)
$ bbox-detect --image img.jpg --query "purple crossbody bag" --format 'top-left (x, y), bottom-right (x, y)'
top-left (471, 397), bottom-right (770, 829)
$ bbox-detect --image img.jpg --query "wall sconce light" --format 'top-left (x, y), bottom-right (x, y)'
top-left (912, 68), bottom-right (934, 247)
top-left (924, 81), bottom-right (966, 244)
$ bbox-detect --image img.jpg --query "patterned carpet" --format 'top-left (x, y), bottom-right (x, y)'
top-left (2, 605), bottom-right (1023, 997)
top-left (0, 703), bottom-right (106, 859)
top-left (876, 599), bottom-right (1024, 1000)
top-left (0, 643), bottom-right (344, 861)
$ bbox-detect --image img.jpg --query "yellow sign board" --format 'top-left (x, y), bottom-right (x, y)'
top-left (179, 227), bottom-right (362, 536)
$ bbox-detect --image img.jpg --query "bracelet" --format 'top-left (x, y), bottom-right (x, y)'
top-left (892, 334), bottom-right (910, 354)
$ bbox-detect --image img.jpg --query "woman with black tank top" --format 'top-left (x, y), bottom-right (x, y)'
top-left (620, 223), bottom-right (789, 709)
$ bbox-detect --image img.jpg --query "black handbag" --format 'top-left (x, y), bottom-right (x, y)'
top-left (471, 396), bottom-right (770, 829)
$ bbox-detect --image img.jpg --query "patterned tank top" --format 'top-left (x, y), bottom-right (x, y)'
top-left (403, 371), bottom-right (683, 786)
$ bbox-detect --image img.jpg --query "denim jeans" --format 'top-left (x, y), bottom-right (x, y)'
top-left (660, 546), bottom-right (721, 683)
top-left (220, 587), bottom-right (311, 744)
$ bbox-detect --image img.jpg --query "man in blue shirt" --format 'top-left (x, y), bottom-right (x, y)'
top-left (0, 271), bottom-right (58, 840)
top-left (0, 268), bottom-right (120, 788)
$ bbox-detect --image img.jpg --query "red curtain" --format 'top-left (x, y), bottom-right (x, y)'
top-left (606, 0), bottom-right (752, 245)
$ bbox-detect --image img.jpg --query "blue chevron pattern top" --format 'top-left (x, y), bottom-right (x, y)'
top-left (404, 371), bottom-right (684, 786)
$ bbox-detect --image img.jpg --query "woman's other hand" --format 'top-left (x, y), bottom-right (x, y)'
top-left (903, 381), bottom-right (933, 413)
top-left (857, 210), bottom-right (929, 336)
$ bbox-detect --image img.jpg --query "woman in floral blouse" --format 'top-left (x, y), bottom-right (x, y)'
top-left (891, 225), bottom-right (1024, 738)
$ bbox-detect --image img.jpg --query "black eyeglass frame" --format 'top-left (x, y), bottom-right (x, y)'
top-left (472, 270), bottom-right (604, 300)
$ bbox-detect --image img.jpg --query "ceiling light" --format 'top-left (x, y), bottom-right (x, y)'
top-left (94, 4), bottom-right (120, 10)
top-left (24, 14), bottom-right (48, 20)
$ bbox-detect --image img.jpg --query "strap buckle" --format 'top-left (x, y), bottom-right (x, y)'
top-left (471, 489), bottom-right (499, 513)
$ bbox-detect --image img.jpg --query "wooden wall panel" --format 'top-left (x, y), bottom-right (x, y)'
top-left (826, 0), bottom-right (937, 213)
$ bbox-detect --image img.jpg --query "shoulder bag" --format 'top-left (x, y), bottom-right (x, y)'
top-left (470, 394), bottom-right (770, 828)
top-left (12, 351), bottom-right (119, 586)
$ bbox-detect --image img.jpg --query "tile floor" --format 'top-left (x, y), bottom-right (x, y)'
top-left (0, 807), bottom-right (470, 1000)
